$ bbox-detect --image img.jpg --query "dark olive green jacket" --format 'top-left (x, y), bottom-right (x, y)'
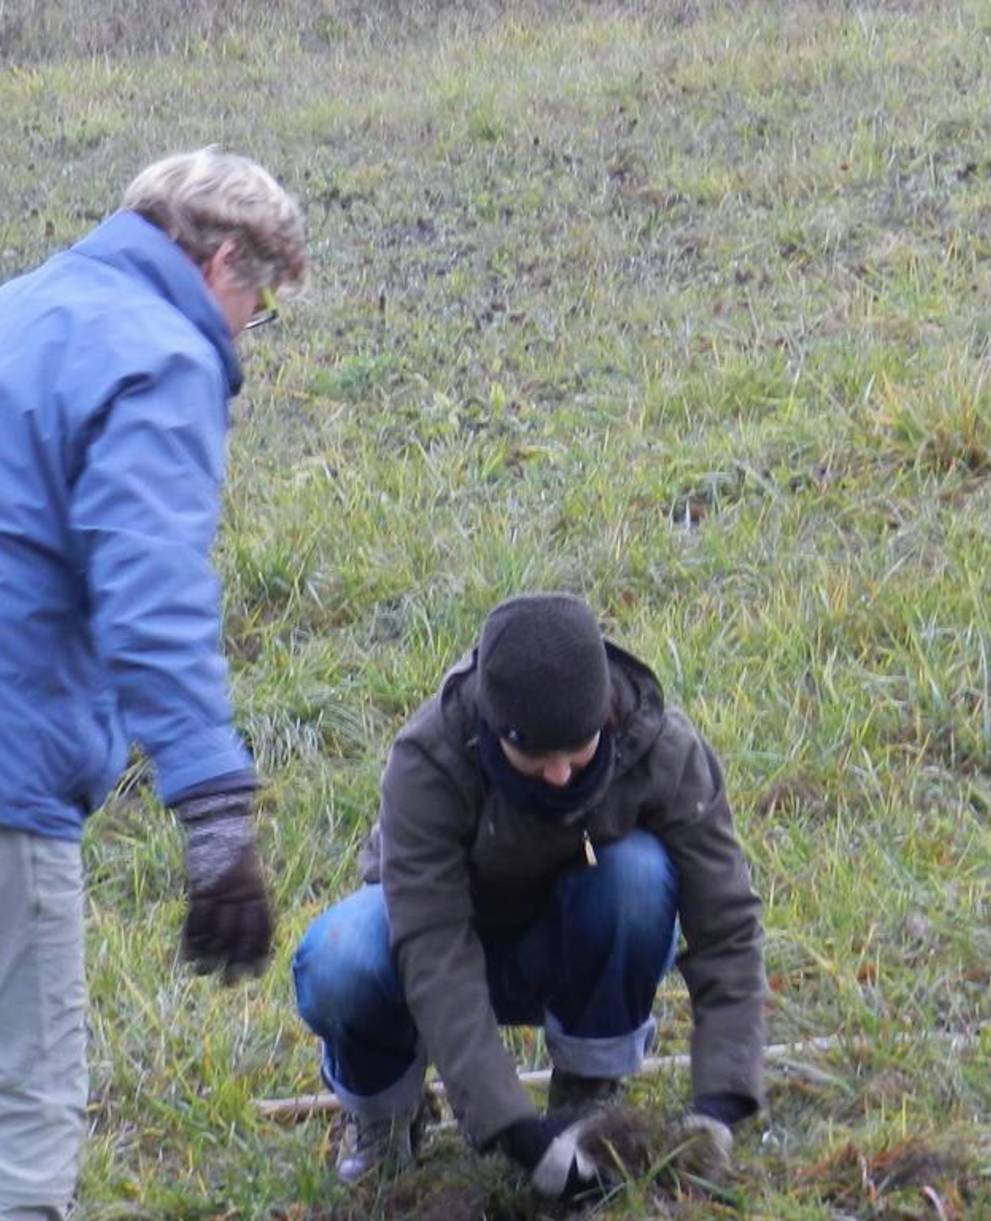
top-left (360, 642), bottom-right (765, 1148)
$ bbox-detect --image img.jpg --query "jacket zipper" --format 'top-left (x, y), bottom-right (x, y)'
top-left (582, 827), bottom-right (598, 867)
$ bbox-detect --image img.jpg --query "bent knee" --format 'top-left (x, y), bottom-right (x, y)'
top-left (293, 889), bottom-right (394, 1028)
top-left (594, 832), bottom-right (678, 928)
top-left (599, 830), bottom-right (677, 892)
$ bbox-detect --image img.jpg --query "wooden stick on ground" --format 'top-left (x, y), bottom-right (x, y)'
top-left (257, 1028), bottom-right (979, 1122)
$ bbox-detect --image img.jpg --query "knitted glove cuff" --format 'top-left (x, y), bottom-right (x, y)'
top-left (174, 789), bottom-right (253, 824)
top-left (178, 794), bottom-right (256, 893)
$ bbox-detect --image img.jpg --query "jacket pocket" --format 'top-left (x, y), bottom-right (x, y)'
top-left (70, 693), bottom-right (125, 815)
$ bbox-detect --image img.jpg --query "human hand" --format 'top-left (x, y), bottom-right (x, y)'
top-left (499, 1112), bottom-right (606, 1200)
top-left (174, 790), bottom-right (273, 984)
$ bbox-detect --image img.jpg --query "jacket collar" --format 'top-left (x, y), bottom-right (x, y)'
top-left (72, 210), bottom-right (243, 396)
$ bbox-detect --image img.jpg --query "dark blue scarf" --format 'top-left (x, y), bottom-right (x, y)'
top-left (476, 720), bottom-right (615, 821)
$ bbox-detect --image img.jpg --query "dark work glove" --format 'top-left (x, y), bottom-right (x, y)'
top-left (499, 1113), bottom-right (604, 1200)
top-left (693, 1092), bottom-right (754, 1127)
top-left (174, 790), bottom-right (273, 985)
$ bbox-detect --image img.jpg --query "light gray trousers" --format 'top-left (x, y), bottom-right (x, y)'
top-left (0, 829), bottom-right (87, 1220)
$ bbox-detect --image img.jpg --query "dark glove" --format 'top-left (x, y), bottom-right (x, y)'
top-left (174, 789), bottom-right (273, 985)
top-left (693, 1092), bottom-right (754, 1127)
top-left (499, 1113), bottom-right (604, 1200)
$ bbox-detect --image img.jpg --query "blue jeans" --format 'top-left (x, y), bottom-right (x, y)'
top-left (293, 829), bottom-right (678, 1121)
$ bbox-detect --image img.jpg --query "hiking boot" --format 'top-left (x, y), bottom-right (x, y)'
top-left (335, 1096), bottom-right (433, 1184)
top-left (547, 1068), bottom-right (623, 1116)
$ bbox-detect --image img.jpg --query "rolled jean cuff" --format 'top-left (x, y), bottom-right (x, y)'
top-left (321, 1043), bottom-right (427, 1121)
top-left (545, 1011), bottom-right (657, 1078)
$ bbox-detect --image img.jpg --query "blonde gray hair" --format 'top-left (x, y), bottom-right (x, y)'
top-left (122, 147), bottom-right (306, 291)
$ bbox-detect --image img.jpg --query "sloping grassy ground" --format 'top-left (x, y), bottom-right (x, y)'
top-left (3, 1), bottom-right (991, 1215)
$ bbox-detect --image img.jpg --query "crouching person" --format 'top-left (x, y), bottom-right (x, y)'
top-left (293, 593), bottom-right (766, 1200)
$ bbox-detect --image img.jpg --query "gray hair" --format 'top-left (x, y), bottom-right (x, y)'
top-left (122, 147), bottom-right (306, 291)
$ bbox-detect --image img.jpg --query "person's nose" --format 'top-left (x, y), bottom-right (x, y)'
top-left (541, 756), bottom-right (572, 787)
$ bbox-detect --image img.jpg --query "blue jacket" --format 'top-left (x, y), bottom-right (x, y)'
top-left (0, 210), bottom-right (254, 839)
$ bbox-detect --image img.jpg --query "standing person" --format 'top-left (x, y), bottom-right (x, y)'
top-left (0, 148), bottom-right (306, 1218)
top-left (294, 593), bottom-right (766, 1201)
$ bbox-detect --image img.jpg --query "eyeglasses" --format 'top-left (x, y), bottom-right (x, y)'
top-left (244, 285), bottom-right (279, 331)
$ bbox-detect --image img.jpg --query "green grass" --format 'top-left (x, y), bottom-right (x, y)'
top-left (4, 1), bottom-right (991, 1215)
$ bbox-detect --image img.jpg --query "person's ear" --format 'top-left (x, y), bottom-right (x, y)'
top-left (201, 237), bottom-right (239, 288)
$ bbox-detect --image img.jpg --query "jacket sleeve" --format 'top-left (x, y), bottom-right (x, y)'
top-left (380, 735), bottom-right (536, 1147)
top-left (68, 350), bottom-right (252, 803)
top-left (644, 710), bottom-right (766, 1113)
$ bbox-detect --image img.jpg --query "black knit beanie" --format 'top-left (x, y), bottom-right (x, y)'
top-left (477, 593), bottom-right (611, 752)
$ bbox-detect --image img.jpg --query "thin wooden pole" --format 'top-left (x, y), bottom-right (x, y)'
top-left (254, 1027), bottom-right (985, 1122)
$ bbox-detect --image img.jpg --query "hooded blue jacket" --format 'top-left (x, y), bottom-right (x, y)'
top-left (0, 210), bottom-right (254, 839)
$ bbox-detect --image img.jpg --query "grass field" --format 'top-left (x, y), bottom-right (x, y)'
top-left (3, 0), bottom-right (991, 1216)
